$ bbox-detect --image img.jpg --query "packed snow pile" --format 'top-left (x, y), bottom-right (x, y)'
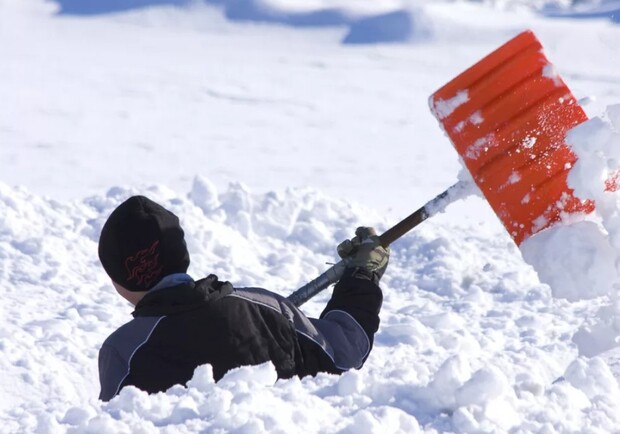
top-left (2, 176), bottom-right (620, 433)
top-left (521, 105), bottom-right (620, 357)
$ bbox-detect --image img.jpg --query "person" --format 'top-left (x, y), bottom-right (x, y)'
top-left (97, 195), bottom-right (389, 401)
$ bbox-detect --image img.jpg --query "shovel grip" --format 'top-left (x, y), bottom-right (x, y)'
top-left (286, 259), bottom-right (349, 307)
top-left (287, 181), bottom-right (467, 307)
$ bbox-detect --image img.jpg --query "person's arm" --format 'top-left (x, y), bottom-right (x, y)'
top-left (321, 226), bottom-right (388, 339)
top-left (98, 343), bottom-right (128, 401)
top-left (98, 316), bottom-right (165, 401)
top-left (290, 227), bottom-right (388, 374)
top-left (318, 266), bottom-right (383, 353)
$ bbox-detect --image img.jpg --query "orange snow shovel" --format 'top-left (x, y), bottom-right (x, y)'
top-left (289, 30), bottom-right (590, 307)
top-left (429, 30), bottom-right (591, 245)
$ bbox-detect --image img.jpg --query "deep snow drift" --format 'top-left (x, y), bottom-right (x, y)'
top-left (2, 0), bottom-right (620, 433)
top-left (3, 173), bottom-right (619, 433)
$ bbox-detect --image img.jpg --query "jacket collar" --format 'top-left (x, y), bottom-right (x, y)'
top-left (150, 273), bottom-right (194, 293)
top-left (133, 274), bottom-right (234, 317)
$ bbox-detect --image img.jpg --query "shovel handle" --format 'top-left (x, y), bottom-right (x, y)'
top-left (287, 181), bottom-right (469, 307)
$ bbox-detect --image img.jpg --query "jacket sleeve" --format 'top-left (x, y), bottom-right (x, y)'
top-left (288, 268), bottom-right (383, 375)
top-left (98, 316), bottom-right (166, 401)
top-left (320, 267), bottom-right (383, 343)
top-left (98, 343), bottom-right (127, 401)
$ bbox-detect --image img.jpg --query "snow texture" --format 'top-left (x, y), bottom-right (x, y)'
top-left (2, 0), bottom-right (620, 433)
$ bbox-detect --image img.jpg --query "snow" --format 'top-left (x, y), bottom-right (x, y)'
top-left (542, 63), bottom-right (563, 86)
top-left (2, 0), bottom-right (620, 432)
top-left (521, 105), bottom-right (620, 357)
top-left (430, 91), bottom-right (470, 121)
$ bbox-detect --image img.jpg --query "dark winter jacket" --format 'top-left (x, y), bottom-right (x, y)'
top-left (98, 269), bottom-right (383, 401)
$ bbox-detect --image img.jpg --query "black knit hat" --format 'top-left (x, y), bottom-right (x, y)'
top-left (98, 195), bottom-right (190, 291)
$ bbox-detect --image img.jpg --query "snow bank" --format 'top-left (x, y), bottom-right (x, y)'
top-left (342, 8), bottom-right (433, 45)
top-left (52, 0), bottom-right (399, 25)
top-left (343, 10), bottom-right (413, 44)
top-left (520, 220), bottom-right (617, 301)
top-left (55, 0), bottom-right (191, 15)
top-left (3, 178), bottom-right (620, 433)
top-left (542, 0), bottom-right (620, 23)
top-left (48, 0), bottom-right (619, 46)
top-left (520, 105), bottom-right (620, 356)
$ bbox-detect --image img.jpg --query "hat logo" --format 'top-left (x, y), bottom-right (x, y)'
top-left (125, 240), bottom-right (163, 288)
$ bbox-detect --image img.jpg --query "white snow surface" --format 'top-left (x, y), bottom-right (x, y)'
top-left (2, 0), bottom-right (620, 433)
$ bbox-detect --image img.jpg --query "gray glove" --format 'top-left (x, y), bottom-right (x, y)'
top-left (337, 227), bottom-right (390, 280)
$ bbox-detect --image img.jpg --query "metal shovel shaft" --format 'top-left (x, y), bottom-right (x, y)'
top-left (287, 181), bottom-right (470, 307)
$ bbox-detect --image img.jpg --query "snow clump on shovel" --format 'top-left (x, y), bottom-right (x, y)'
top-left (520, 104), bottom-right (620, 356)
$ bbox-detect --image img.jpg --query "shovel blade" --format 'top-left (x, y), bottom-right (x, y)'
top-left (429, 30), bottom-right (591, 245)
